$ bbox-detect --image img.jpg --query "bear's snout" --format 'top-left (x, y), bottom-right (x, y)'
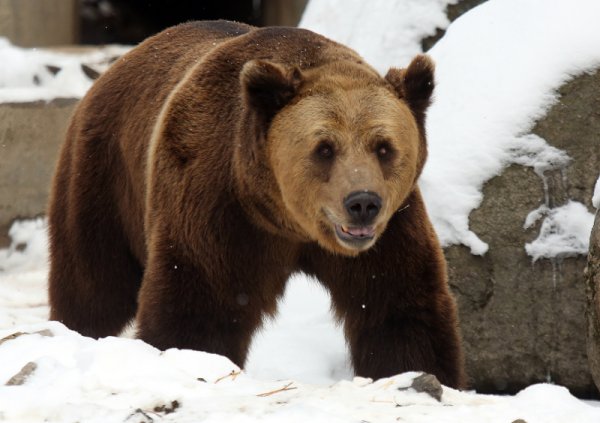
top-left (343, 191), bottom-right (382, 226)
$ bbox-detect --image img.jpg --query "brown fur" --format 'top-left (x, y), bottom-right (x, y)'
top-left (48, 21), bottom-right (466, 388)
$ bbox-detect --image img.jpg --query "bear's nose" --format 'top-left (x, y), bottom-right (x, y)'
top-left (344, 191), bottom-right (382, 225)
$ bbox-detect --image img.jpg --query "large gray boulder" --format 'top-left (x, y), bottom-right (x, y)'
top-left (447, 70), bottom-right (599, 397)
top-left (587, 210), bottom-right (600, 392)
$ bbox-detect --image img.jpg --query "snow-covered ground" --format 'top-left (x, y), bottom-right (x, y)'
top-left (1, 222), bottom-right (600, 422)
top-left (2, 0), bottom-right (600, 421)
top-left (5, 321), bottom-right (599, 423)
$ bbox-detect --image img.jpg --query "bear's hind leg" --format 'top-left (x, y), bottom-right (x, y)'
top-left (48, 216), bottom-right (143, 338)
top-left (48, 156), bottom-right (143, 338)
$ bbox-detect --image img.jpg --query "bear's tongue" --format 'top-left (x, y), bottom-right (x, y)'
top-left (342, 225), bottom-right (375, 238)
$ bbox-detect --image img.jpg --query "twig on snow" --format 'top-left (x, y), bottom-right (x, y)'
top-left (256, 382), bottom-right (297, 397)
top-left (214, 370), bottom-right (241, 384)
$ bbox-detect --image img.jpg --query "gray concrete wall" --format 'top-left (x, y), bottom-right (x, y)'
top-left (262, 0), bottom-right (308, 26)
top-left (0, 0), bottom-right (78, 47)
top-left (0, 99), bottom-right (77, 247)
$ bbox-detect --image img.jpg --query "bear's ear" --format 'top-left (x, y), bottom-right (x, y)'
top-left (240, 60), bottom-right (302, 122)
top-left (384, 55), bottom-right (435, 123)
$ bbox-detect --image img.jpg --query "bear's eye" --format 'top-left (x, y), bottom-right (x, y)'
top-left (315, 141), bottom-right (335, 160)
top-left (375, 140), bottom-right (394, 161)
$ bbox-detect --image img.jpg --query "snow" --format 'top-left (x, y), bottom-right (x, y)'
top-left (0, 37), bottom-right (129, 103)
top-left (0, 218), bottom-right (47, 273)
top-left (2, 323), bottom-right (600, 422)
top-left (2, 220), bottom-right (600, 421)
top-left (300, 0), bottom-right (458, 73)
top-left (302, 0), bottom-right (600, 258)
top-left (525, 201), bottom-right (596, 261)
top-left (0, 219), bottom-right (49, 329)
top-left (246, 275), bottom-right (352, 384)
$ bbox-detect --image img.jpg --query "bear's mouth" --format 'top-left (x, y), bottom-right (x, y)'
top-left (334, 224), bottom-right (375, 246)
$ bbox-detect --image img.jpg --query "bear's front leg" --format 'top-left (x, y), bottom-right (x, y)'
top-left (343, 287), bottom-right (465, 389)
top-left (300, 205), bottom-right (466, 389)
top-left (136, 228), bottom-right (291, 367)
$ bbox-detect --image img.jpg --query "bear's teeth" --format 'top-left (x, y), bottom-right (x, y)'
top-left (341, 225), bottom-right (350, 234)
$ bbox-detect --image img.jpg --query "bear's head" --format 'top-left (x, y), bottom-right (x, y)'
top-left (238, 55), bottom-right (434, 256)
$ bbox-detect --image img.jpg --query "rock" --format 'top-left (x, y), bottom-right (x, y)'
top-left (447, 70), bottom-right (600, 397)
top-left (587, 210), bottom-right (600, 392)
top-left (409, 373), bottom-right (443, 401)
top-left (0, 98), bottom-right (78, 247)
top-left (80, 64), bottom-right (101, 81)
top-left (5, 362), bottom-right (37, 386)
top-left (153, 400), bottom-right (181, 415)
top-left (45, 65), bottom-right (62, 76)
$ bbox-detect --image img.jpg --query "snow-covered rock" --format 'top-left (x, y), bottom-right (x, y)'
top-left (447, 67), bottom-right (600, 396)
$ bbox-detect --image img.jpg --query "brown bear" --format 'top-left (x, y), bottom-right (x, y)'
top-left (48, 20), bottom-right (466, 388)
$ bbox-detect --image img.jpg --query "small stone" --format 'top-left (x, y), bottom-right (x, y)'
top-left (153, 400), bottom-right (180, 414)
top-left (6, 362), bottom-right (37, 386)
top-left (81, 63), bottom-right (101, 80)
top-left (409, 373), bottom-right (443, 401)
top-left (512, 419), bottom-right (528, 423)
top-left (45, 64), bottom-right (62, 75)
